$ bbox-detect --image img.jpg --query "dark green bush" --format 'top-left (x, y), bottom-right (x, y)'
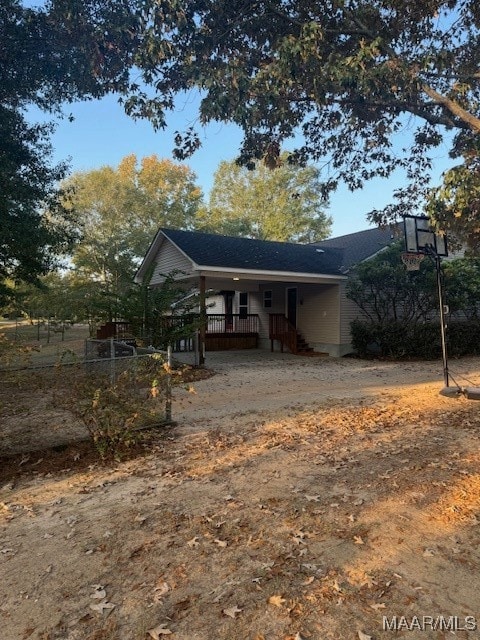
top-left (351, 319), bottom-right (480, 359)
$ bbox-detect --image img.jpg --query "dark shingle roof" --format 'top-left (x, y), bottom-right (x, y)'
top-left (161, 228), bottom-right (345, 276)
top-left (314, 224), bottom-right (402, 271)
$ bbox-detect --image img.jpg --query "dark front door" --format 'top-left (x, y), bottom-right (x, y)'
top-left (222, 291), bottom-right (234, 331)
top-left (287, 287), bottom-right (297, 328)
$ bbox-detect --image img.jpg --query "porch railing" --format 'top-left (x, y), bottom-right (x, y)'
top-left (269, 313), bottom-right (297, 354)
top-left (161, 313), bottom-right (259, 334)
top-left (205, 313), bottom-right (259, 334)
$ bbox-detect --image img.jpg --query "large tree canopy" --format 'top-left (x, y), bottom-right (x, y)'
top-left (196, 157), bottom-right (331, 242)
top-left (63, 155), bottom-right (202, 321)
top-left (0, 0), bottom-right (139, 303)
top-left (125, 0), bottom-right (480, 225)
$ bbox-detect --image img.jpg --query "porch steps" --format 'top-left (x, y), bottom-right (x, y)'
top-left (295, 332), bottom-right (329, 357)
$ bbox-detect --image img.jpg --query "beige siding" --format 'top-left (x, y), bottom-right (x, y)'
top-left (150, 241), bottom-right (194, 286)
top-left (339, 281), bottom-right (361, 344)
top-left (297, 284), bottom-right (340, 345)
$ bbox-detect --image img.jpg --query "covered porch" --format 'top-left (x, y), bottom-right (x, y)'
top-left (134, 227), bottom-right (350, 364)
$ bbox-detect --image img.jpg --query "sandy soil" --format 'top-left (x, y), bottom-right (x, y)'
top-left (2, 351), bottom-right (480, 640)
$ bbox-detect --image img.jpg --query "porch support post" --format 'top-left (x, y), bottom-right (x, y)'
top-left (199, 275), bottom-right (206, 366)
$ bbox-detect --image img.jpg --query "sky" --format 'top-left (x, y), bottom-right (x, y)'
top-left (40, 91), bottom-right (457, 239)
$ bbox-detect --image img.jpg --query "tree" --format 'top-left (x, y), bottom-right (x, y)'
top-left (125, 0), bottom-right (480, 226)
top-left (63, 155), bottom-right (202, 321)
top-left (196, 157), bottom-right (331, 242)
top-left (346, 243), bottom-right (438, 325)
top-left (346, 242), bottom-right (480, 357)
top-left (1, 0), bottom-right (140, 303)
top-left (426, 157), bottom-right (480, 252)
top-left (0, 109), bottom-right (75, 305)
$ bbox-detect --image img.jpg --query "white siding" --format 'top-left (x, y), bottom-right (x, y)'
top-left (150, 241), bottom-right (194, 286)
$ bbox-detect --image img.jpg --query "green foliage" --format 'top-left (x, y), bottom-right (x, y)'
top-left (120, 269), bottom-right (202, 346)
top-left (61, 155), bottom-right (203, 322)
top-left (351, 319), bottom-right (480, 359)
top-left (125, 0), bottom-right (480, 222)
top-left (443, 256), bottom-right (480, 319)
top-left (195, 156), bottom-right (331, 242)
top-left (1, 0), bottom-right (139, 300)
top-left (348, 242), bottom-right (480, 358)
top-left (426, 158), bottom-right (480, 252)
top-left (346, 243), bottom-right (438, 324)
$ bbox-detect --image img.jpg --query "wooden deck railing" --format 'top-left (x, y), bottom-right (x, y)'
top-left (161, 313), bottom-right (259, 334)
top-left (269, 313), bottom-right (298, 354)
top-left (96, 321), bottom-right (134, 340)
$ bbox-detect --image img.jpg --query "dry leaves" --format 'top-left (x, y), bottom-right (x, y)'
top-left (222, 605), bottom-right (242, 618)
top-left (268, 594), bottom-right (286, 607)
top-left (147, 623), bottom-right (173, 638)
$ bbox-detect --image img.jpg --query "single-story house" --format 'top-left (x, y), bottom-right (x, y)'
top-left (135, 225), bottom-right (402, 360)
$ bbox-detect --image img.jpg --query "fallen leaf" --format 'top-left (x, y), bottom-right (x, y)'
top-left (214, 538), bottom-right (228, 548)
top-left (268, 594), bottom-right (286, 607)
top-left (187, 536), bottom-right (200, 548)
top-left (134, 514), bottom-right (147, 524)
top-left (148, 623), bottom-right (172, 638)
top-left (223, 605), bottom-right (242, 618)
top-left (89, 600), bottom-right (115, 615)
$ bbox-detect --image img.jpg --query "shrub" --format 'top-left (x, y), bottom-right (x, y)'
top-left (62, 355), bottom-right (172, 460)
top-left (351, 319), bottom-right (480, 360)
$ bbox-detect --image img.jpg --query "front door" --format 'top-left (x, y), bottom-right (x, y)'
top-left (222, 291), bottom-right (234, 331)
top-left (286, 287), bottom-right (297, 328)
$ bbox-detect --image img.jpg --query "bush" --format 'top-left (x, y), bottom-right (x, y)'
top-left (351, 319), bottom-right (480, 359)
top-left (61, 355), bottom-right (172, 460)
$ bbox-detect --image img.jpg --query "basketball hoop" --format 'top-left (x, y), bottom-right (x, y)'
top-left (401, 252), bottom-right (425, 271)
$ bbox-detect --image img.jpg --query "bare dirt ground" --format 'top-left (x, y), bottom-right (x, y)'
top-left (2, 350), bottom-right (480, 640)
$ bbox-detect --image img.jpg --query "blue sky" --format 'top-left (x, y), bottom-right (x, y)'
top-left (41, 92), bottom-right (457, 238)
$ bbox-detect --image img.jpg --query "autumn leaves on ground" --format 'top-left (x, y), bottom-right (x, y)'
top-left (1, 350), bottom-right (480, 640)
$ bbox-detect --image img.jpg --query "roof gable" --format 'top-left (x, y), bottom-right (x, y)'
top-left (161, 228), bottom-right (345, 276)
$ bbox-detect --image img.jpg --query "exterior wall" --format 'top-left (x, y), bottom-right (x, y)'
top-left (297, 283), bottom-right (339, 345)
top-left (150, 241), bottom-right (194, 286)
top-left (253, 282), bottom-right (348, 356)
top-left (338, 280), bottom-right (361, 355)
top-left (255, 283), bottom-right (289, 346)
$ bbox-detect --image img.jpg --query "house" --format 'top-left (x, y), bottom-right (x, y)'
top-left (135, 225), bottom-right (401, 359)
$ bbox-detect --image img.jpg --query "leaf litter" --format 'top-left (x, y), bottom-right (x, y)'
top-left (1, 357), bottom-right (480, 639)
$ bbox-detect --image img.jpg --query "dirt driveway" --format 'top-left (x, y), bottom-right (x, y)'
top-left (2, 352), bottom-right (480, 640)
top-left (172, 350), bottom-right (466, 425)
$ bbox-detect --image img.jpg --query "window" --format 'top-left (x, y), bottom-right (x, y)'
top-left (239, 292), bottom-right (248, 319)
top-left (263, 290), bottom-right (272, 308)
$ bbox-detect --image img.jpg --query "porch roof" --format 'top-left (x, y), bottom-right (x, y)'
top-left (136, 227), bottom-right (348, 285)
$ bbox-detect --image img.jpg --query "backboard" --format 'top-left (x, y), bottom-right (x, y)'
top-left (403, 215), bottom-right (448, 257)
